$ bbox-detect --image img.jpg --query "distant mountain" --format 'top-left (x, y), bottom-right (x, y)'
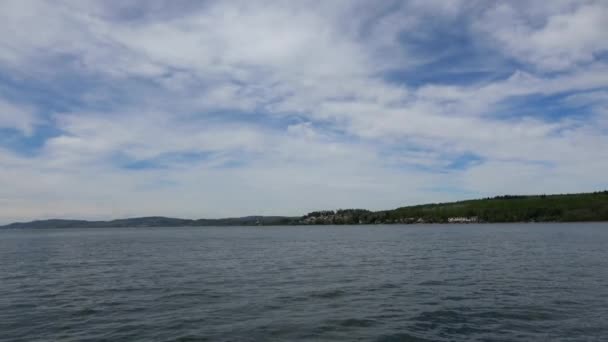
top-left (3, 191), bottom-right (608, 228)
top-left (1, 216), bottom-right (296, 229)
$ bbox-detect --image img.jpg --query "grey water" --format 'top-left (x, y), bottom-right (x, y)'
top-left (1, 224), bottom-right (607, 341)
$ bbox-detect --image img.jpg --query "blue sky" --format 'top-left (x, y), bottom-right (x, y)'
top-left (1, 0), bottom-right (607, 222)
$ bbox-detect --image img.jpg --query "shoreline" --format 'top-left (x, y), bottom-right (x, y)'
top-left (2, 221), bottom-right (607, 230)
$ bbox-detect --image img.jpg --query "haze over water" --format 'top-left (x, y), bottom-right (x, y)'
top-left (1, 223), bottom-right (607, 341)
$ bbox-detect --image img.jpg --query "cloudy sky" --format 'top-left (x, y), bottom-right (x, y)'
top-left (1, 0), bottom-right (607, 223)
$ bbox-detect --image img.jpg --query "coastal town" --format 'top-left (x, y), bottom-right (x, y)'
top-left (299, 209), bottom-right (480, 225)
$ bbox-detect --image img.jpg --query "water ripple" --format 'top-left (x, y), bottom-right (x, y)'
top-left (1, 223), bottom-right (607, 341)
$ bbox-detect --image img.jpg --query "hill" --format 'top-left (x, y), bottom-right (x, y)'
top-left (1, 216), bottom-right (295, 229)
top-left (300, 191), bottom-right (608, 224)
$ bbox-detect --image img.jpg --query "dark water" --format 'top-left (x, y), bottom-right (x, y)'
top-left (1, 224), bottom-right (608, 341)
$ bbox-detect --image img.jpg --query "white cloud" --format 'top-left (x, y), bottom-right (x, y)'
top-left (476, 1), bottom-right (608, 70)
top-left (0, 1), bottom-right (607, 222)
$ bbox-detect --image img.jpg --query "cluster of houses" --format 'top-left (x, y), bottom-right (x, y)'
top-left (447, 216), bottom-right (479, 223)
top-left (300, 212), bottom-right (355, 225)
top-left (392, 216), bottom-right (480, 224)
top-left (299, 213), bottom-right (481, 225)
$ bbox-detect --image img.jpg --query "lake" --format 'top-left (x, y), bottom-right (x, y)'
top-left (1, 224), bottom-right (607, 341)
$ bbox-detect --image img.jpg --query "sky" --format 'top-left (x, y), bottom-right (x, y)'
top-left (1, 0), bottom-right (607, 223)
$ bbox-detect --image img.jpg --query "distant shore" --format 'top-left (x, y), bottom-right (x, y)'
top-left (2, 191), bottom-right (607, 229)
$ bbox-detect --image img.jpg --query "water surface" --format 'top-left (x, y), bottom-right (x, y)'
top-left (1, 224), bottom-right (607, 341)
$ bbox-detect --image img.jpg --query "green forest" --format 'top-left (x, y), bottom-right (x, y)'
top-left (300, 191), bottom-right (608, 224)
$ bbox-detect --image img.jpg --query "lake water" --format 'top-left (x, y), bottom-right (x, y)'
top-left (1, 224), bottom-right (607, 341)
